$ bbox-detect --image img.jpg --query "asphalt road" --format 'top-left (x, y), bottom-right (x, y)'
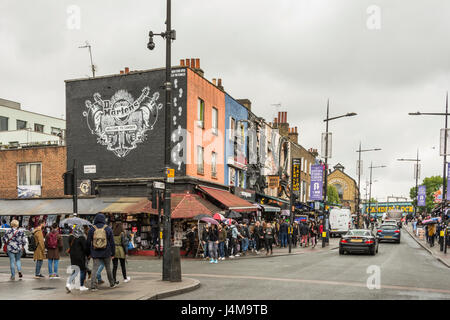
top-left (0, 230), bottom-right (449, 299)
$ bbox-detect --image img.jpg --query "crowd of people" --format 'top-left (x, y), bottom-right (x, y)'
top-left (1, 213), bottom-right (131, 293)
top-left (184, 216), bottom-right (324, 262)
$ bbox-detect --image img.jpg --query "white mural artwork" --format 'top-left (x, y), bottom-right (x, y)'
top-left (83, 87), bottom-right (163, 158)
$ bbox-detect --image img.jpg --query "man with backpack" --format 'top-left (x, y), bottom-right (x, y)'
top-left (87, 213), bottom-right (116, 291)
top-left (45, 223), bottom-right (63, 278)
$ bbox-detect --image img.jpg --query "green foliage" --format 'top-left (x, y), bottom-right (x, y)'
top-left (327, 185), bottom-right (340, 205)
top-left (410, 175), bottom-right (443, 214)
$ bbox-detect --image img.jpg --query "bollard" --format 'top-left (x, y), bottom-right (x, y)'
top-left (169, 246), bottom-right (182, 282)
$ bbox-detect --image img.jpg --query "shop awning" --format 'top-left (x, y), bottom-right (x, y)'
top-left (198, 186), bottom-right (257, 212)
top-left (100, 197), bottom-right (152, 214)
top-left (256, 192), bottom-right (290, 205)
top-left (260, 204), bottom-right (281, 212)
top-left (0, 198), bottom-right (109, 216)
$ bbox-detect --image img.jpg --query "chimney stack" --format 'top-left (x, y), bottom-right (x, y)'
top-left (217, 78), bottom-right (224, 91)
top-left (191, 58), bottom-right (195, 69)
top-left (212, 78), bottom-right (217, 86)
top-left (195, 58), bottom-right (200, 69)
top-left (125, 67), bottom-right (129, 74)
top-left (185, 59), bottom-right (190, 68)
top-left (120, 70), bottom-right (124, 74)
top-left (236, 99), bottom-right (252, 111)
top-left (180, 59), bottom-right (185, 66)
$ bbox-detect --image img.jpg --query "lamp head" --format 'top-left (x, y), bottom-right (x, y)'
top-left (346, 112), bottom-right (357, 117)
top-left (147, 31), bottom-right (155, 50)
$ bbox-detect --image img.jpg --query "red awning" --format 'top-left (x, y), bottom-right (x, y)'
top-left (198, 185), bottom-right (257, 212)
top-left (127, 192), bottom-right (221, 219)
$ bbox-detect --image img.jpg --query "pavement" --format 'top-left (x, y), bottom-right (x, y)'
top-left (403, 223), bottom-right (450, 268)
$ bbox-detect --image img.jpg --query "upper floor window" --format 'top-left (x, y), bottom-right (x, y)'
top-left (229, 117), bottom-right (235, 140)
top-left (212, 107), bottom-right (218, 135)
top-left (197, 146), bottom-right (204, 174)
top-left (34, 123), bottom-right (44, 133)
top-left (17, 163), bottom-right (42, 186)
top-left (0, 116), bottom-right (8, 131)
top-left (51, 127), bottom-right (62, 137)
top-left (197, 98), bottom-right (205, 128)
top-left (16, 120), bottom-right (27, 130)
top-left (211, 152), bottom-right (217, 178)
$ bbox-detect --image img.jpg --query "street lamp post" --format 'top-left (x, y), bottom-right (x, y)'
top-left (322, 100), bottom-right (357, 247)
top-left (409, 92), bottom-right (449, 253)
top-left (397, 149), bottom-right (421, 217)
top-left (356, 143), bottom-right (381, 228)
top-left (147, 0), bottom-right (180, 281)
top-left (368, 163), bottom-right (386, 221)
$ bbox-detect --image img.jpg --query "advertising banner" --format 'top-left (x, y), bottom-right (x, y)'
top-left (418, 185), bottom-right (426, 207)
top-left (447, 163), bottom-right (450, 201)
top-left (310, 164), bottom-right (324, 201)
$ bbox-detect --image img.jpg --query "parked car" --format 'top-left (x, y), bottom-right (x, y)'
top-left (339, 229), bottom-right (379, 255)
top-left (0, 228), bottom-right (33, 257)
top-left (377, 224), bottom-right (401, 243)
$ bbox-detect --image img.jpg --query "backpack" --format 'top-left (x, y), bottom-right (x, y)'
top-left (93, 225), bottom-right (107, 249)
top-left (47, 232), bottom-right (58, 249)
top-left (28, 235), bottom-right (37, 251)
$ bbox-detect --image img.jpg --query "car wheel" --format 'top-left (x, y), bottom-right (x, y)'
top-left (370, 247), bottom-right (376, 255)
top-left (339, 248), bottom-right (344, 255)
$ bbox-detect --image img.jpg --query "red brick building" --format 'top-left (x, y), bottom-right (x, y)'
top-left (0, 145), bottom-right (66, 199)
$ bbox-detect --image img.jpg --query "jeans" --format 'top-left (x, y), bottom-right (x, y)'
top-left (242, 238), bottom-right (249, 252)
top-left (218, 241), bottom-right (225, 258)
top-left (97, 260), bottom-right (105, 281)
top-left (7, 251), bottom-right (22, 277)
top-left (249, 239), bottom-right (255, 250)
top-left (208, 241), bottom-right (218, 260)
top-left (68, 268), bottom-right (86, 287)
top-left (203, 242), bottom-right (209, 258)
top-left (48, 259), bottom-right (59, 276)
top-left (35, 260), bottom-right (43, 276)
top-left (280, 233), bottom-right (288, 247)
top-left (265, 238), bottom-right (273, 253)
top-left (91, 258), bottom-right (114, 288)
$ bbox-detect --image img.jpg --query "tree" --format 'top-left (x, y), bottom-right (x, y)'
top-left (327, 185), bottom-right (340, 205)
top-left (410, 175), bottom-right (442, 214)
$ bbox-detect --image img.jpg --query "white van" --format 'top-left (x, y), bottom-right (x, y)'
top-left (329, 208), bottom-right (351, 237)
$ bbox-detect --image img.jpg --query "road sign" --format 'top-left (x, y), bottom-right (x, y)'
top-left (153, 181), bottom-right (165, 190)
top-left (166, 168), bottom-right (175, 178)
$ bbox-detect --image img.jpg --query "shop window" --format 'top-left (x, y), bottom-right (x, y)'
top-left (34, 123), bottom-right (44, 133)
top-left (212, 107), bottom-right (218, 135)
top-left (0, 116), bottom-right (8, 131)
top-left (211, 152), bottom-right (217, 178)
top-left (197, 98), bottom-right (204, 128)
top-left (17, 163), bottom-right (42, 186)
top-left (16, 120), bottom-right (27, 130)
top-left (197, 146), bottom-right (204, 174)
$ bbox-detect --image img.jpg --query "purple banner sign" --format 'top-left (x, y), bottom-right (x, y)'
top-left (310, 164), bottom-right (324, 201)
top-left (418, 185), bottom-right (426, 207)
top-left (447, 163), bottom-right (450, 201)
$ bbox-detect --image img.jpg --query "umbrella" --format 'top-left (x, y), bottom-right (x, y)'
top-left (193, 214), bottom-right (211, 220)
top-left (59, 217), bottom-right (92, 227)
top-left (225, 211), bottom-right (242, 219)
top-left (213, 213), bottom-right (225, 220)
top-left (200, 217), bottom-right (219, 225)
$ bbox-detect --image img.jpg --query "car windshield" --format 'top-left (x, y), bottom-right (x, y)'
top-left (381, 225), bottom-right (398, 230)
top-left (347, 230), bottom-right (371, 236)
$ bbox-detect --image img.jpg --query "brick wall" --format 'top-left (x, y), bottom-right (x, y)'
top-left (0, 146), bottom-right (66, 199)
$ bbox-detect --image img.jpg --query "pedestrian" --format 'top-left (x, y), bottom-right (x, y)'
top-left (112, 222), bottom-right (131, 284)
top-left (230, 221), bottom-right (242, 258)
top-left (292, 221), bottom-right (299, 248)
top-left (310, 221), bottom-right (318, 248)
top-left (32, 219), bottom-right (46, 279)
top-left (254, 221), bottom-right (264, 254)
top-left (241, 223), bottom-right (250, 256)
top-left (45, 222), bottom-right (63, 279)
top-left (429, 223), bottom-right (436, 247)
top-left (300, 221), bottom-right (309, 247)
top-left (264, 222), bottom-right (274, 255)
top-left (279, 219), bottom-right (288, 248)
top-left (201, 224), bottom-right (210, 260)
top-left (218, 224), bottom-right (227, 260)
top-left (87, 213), bottom-right (117, 291)
top-left (226, 224), bottom-right (232, 257)
top-left (208, 224), bottom-right (219, 264)
top-left (2, 219), bottom-right (25, 280)
top-left (67, 225), bottom-right (89, 292)
top-left (184, 225), bottom-right (197, 258)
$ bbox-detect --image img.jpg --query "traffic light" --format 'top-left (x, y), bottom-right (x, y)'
top-left (63, 171), bottom-right (74, 195)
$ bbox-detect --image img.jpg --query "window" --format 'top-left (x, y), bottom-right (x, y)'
top-left (240, 123), bottom-right (245, 144)
top-left (197, 146), bottom-right (204, 174)
top-left (0, 116), bottom-right (8, 131)
top-left (51, 127), bottom-right (62, 136)
top-left (16, 120), bottom-right (27, 130)
top-left (212, 107), bottom-right (218, 135)
top-left (229, 117), bottom-right (235, 140)
top-left (197, 98), bottom-right (205, 128)
top-left (34, 123), bottom-right (44, 133)
top-left (17, 163), bottom-right (42, 186)
top-left (229, 168), bottom-right (236, 186)
top-left (211, 152), bottom-right (217, 178)
top-left (239, 171), bottom-right (245, 188)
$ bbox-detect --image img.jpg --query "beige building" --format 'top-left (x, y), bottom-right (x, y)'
top-left (327, 163), bottom-right (359, 214)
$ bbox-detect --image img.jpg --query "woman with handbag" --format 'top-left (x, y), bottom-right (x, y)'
top-left (2, 219), bottom-right (25, 281)
top-left (112, 222), bottom-right (130, 284)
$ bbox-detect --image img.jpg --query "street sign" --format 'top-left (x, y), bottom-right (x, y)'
top-left (292, 158), bottom-right (301, 192)
top-left (84, 165), bottom-right (96, 174)
top-left (310, 164), bottom-right (324, 200)
top-left (356, 160), bottom-right (363, 176)
top-left (166, 168), bottom-right (175, 178)
top-left (153, 181), bottom-right (165, 190)
top-left (321, 132), bottom-right (332, 158)
top-left (418, 185), bottom-right (426, 207)
top-left (440, 129), bottom-right (450, 156)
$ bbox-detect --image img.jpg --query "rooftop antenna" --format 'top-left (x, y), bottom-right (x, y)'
top-left (79, 41), bottom-right (96, 78)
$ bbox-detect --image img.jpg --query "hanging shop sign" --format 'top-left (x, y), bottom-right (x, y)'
top-left (310, 164), bottom-right (324, 201)
top-left (268, 176), bottom-right (280, 189)
top-left (292, 158), bottom-right (301, 192)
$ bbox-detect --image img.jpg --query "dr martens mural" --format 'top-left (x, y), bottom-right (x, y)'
top-left (65, 68), bottom-right (187, 180)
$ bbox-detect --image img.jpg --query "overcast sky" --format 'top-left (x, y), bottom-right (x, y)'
top-left (2, 0), bottom-right (450, 202)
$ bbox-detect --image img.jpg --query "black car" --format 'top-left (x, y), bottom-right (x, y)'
top-left (339, 229), bottom-right (379, 255)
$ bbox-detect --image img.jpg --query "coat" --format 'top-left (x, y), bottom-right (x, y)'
top-left (45, 231), bottom-right (63, 260)
top-left (69, 235), bottom-right (88, 270)
top-left (33, 228), bottom-right (45, 261)
top-left (86, 214), bottom-right (115, 259)
top-left (113, 233), bottom-right (126, 259)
